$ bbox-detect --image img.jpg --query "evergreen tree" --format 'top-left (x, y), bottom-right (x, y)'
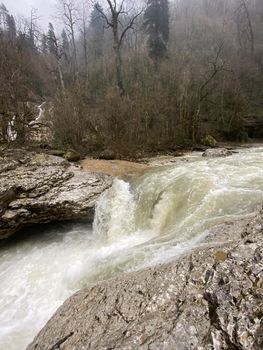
top-left (61, 29), bottom-right (70, 61)
top-left (41, 34), bottom-right (48, 54)
top-left (143, 0), bottom-right (170, 70)
top-left (47, 23), bottom-right (59, 58)
top-left (6, 15), bottom-right (16, 35)
top-left (90, 3), bottom-right (105, 58)
top-left (5, 14), bottom-right (16, 41)
top-left (0, 3), bottom-right (8, 30)
top-left (0, 3), bottom-right (7, 13)
top-left (28, 28), bottom-right (36, 50)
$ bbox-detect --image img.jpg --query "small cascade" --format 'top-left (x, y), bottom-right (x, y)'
top-left (93, 179), bottom-right (136, 240)
top-left (6, 102), bottom-right (47, 143)
top-left (7, 115), bottom-right (17, 141)
top-left (93, 148), bottom-right (263, 247)
top-left (29, 102), bottom-right (46, 126)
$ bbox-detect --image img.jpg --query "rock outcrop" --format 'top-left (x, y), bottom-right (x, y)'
top-left (0, 149), bottom-right (112, 239)
top-left (203, 148), bottom-right (233, 157)
top-left (27, 210), bottom-right (263, 350)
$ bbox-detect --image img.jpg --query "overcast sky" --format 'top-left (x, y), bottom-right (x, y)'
top-left (3, 0), bottom-right (154, 31)
top-left (4, 0), bottom-right (57, 29)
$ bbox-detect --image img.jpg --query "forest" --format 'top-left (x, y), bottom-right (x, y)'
top-left (0, 0), bottom-right (263, 156)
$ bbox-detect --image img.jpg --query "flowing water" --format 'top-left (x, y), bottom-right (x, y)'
top-left (1, 147), bottom-right (263, 349)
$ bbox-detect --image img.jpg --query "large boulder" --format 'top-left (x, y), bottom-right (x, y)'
top-left (203, 148), bottom-right (233, 158)
top-left (0, 149), bottom-right (112, 239)
top-left (64, 149), bottom-right (81, 162)
top-left (99, 149), bottom-right (116, 160)
top-left (27, 210), bottom-right (263, 350)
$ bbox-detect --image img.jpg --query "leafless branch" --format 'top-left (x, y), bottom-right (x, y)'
top-left (119, 10), bottom-right (143, 45)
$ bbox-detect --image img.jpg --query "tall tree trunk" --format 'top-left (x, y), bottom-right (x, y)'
top-left (58, 61), bottom-right (65, 92)
top-left (113, 23), bottom-right (125, 95)
top-left (241, 0), bottom-right (255, 56)
top-left (71, 27), bottom-right (77, 77)
top-left (114, 45), bottom-right (125, 95)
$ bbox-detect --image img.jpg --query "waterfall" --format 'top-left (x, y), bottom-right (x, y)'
top-left (29, 102), bottom-right (46, 126)
top-left (93, 147), bottom-right (263, 249)
top-left (7, 102), bottom-right (46, 142)
top-left (7, 116), bottom-right (17, 141)
top-left (93, 179), bottom-right (136, 240)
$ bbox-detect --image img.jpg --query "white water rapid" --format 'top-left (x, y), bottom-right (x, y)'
top-left (1, 147), bottom-right (263, 349)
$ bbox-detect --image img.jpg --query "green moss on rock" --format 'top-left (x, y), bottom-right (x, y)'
top-left (64, 149), bottom-right (81, 162)
top-left (201, 135), bottom-right (218, 148)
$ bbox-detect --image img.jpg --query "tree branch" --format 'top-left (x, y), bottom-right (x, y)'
top-left (95, 3), bottom-right (113, 28)
top-left (119, 10), bottom-right (143, 45)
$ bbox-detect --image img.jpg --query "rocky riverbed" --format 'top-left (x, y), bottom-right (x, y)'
top-left (0, 149), bottom-right (112, 239)
top-left (27, 209), bottom-right (263, 350)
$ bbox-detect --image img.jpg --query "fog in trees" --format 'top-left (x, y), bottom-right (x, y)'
top-left (1, 0), bottom-right (263, 154)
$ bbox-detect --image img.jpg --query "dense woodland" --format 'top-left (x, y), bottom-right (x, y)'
top-left (0, 0), bottom-right (263, 156)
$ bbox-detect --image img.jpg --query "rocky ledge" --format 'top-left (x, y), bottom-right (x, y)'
top-left (0, 149), bottom-right (112, 239)
top-left (27, 210), bottom-right (263, 350)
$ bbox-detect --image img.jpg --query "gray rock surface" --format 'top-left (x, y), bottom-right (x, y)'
top-left (27, 210), bottom-right (263, 350)
top-left (203, 148), bottom-right (233, 157)
top-left (0, 149), bottom-right (112, 239)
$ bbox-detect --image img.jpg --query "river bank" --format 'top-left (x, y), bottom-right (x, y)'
top-left (81, 141), bottom-right (263, 176)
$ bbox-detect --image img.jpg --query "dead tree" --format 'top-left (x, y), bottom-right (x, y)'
top-left (95, 0), bottom-right (143, 95)
top-left (57, 0), bottom-right (78, 77)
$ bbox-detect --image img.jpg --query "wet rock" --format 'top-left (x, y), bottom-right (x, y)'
top-left (0, 150), bottom-right (112, 239)
top-left (203, 148), bottom-right (233, 157)
top-left (99, 149), bottom-right (116, 160)
top-left (27, 210), bottom-right (263, 350)
top-left (64, 149), bottom-right (81, 162)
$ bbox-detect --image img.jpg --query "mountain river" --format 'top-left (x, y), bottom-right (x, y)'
top-left (1, 147), bottom-right (263, 349)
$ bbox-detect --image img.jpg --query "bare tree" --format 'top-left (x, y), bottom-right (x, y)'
top-left (95, 0), bottom-right (143, 95)
top-left (57, 0), bottom-right (78, 77)
top-left (79, 2), bottom-right (91, 83)
top-left (28, 8), bottom-right (40, 49)
top-left (192, 44), bottom-right (227, 144)
top-left (236, 0), bottom-right (255, 57)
